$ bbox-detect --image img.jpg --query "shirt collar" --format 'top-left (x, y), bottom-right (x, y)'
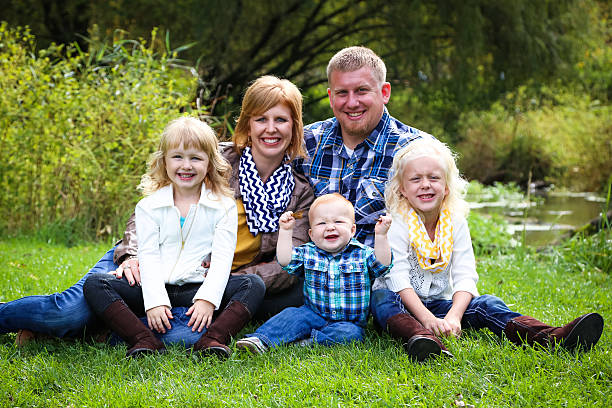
top-left (320, 107), bottom-right (390, 155)
top-left (149, 184), bottom-right (227, 210)
top-left (312, 237), bottom-right (365, 257)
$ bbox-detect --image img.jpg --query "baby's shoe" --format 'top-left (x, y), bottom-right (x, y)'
top-left (236, 336), bottom-right (268, 354)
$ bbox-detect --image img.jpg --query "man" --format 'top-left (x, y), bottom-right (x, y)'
top-left (300, 46), bottom-right (433, 246)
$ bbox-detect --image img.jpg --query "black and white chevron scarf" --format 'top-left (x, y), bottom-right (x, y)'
top-left (239, 147), bottom-right (295, 235)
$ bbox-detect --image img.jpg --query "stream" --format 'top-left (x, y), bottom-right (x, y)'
top-left (470, 191), bottom-right (607, 247)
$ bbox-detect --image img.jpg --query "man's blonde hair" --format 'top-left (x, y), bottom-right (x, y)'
top-left (309, 193), bottom-right (355, 223)
top-left (326, 46), bottom-right (387, 85)
top-left (385, 138), bottom-right (469, 218)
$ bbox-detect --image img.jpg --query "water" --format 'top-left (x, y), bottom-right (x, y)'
top-left (470, 191), bottom-right (607, 247)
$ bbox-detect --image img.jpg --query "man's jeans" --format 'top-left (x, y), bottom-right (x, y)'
top-left (370, 289), bottom-right (522, 337)
top-left (1, 246), bottom-right (265, 347)
top-left (0, 246), bottom-right (118, 338)
top-left (247, 305), bottom-right (365, 348)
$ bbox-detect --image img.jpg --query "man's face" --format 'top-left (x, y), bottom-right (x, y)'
top-left (328, 66), bottom-right (391, 147)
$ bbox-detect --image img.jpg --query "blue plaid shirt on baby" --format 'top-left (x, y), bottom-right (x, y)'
top-left (282, 239), bottom-right (392, 325)
top-left (299, 107), bottom-right (433, 247)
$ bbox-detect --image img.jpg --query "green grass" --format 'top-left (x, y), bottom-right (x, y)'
top-left (0, 238), bottom-right (610, 407)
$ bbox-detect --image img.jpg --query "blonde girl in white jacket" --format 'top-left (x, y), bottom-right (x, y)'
top-left (84, 117), bottom-right (264, 358)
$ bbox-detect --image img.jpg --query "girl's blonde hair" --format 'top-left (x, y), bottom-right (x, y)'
top-left (138, 117), bottom-right (232, 198)
top-left (385, 137), bottom-right (470, 218)
top-left (233, 75), bottom-right (306, 160)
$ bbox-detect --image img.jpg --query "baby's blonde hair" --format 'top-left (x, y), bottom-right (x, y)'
top-left (138, 116), bottom-right (232, 198)
top-left (309, 193), bottom-right (355, 223)
top-left (385, 137), bottom-right (469, 218)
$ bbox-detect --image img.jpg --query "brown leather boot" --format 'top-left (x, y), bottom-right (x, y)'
top-left (101, 301), bottom-right (166, 358)
top-left (504, 313), bottom-right (604, 351)
top-left (386, 313), bottom-right (453, 361)
top-left (192, 301), bottom-right (251, 359)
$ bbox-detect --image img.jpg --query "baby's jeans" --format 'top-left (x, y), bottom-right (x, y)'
top-left (246, 304), bottom-right (364, 348)
top-left (371, 289), bottom-right (522, 337)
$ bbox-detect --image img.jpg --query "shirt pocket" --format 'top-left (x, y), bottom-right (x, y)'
top-left (354, 177), bottom-right (386, 223)
top-left (304, 258), bottom-right (328, 290)
top-left (340, 263), bottom-right (366, 291)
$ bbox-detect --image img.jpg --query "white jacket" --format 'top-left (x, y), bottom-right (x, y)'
top-left (373, 213), bottom-right (479, 301)
top-left (135, 185), bottom-right (237, 311)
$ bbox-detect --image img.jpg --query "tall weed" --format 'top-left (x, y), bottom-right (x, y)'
top-left (0, 23), bottom-right (202, 243)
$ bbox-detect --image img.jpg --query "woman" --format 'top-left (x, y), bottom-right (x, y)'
top-left (1, 75), bottom-right (314, 346)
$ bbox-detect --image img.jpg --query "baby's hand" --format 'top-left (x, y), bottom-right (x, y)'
top-left (279, 211), bottom-right (296, 230)
top-left (375, 214), bottom-right (392, 235)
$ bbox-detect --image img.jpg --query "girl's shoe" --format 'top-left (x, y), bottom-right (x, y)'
top-left (236, 336), bottom-right (268, 354)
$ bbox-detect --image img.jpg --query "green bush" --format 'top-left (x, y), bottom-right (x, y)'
top-left (457, 89), bottom-right (611, 192)
top-left (0, 23), bottom-right (201, 243)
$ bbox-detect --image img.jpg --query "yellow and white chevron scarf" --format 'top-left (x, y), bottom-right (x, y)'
top-left (402, 206), bottom-right (453, 274)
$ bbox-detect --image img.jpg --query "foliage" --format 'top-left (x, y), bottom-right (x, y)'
top-left (0, 23), bottom-right (202, 243)
top-left (467, 211), bottom-right (514, 257)
top-left (456, 88), bottom-right (612, 191)
top-left (2, 1), bottom-right (606, 125)
top-left (548, 182), bottom-right (611, 275)
top-left (0, 237), bottom-right (609, 407)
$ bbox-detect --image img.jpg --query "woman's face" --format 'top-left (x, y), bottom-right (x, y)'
top-left (248, 103), bottom-right (293, 166)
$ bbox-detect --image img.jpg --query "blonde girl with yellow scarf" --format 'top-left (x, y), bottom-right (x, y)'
top-left (370, 137), bottom-right (604, 361)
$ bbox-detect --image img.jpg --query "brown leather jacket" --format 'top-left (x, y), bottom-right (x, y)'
top-left (113, 142), bottom-right (315, 293)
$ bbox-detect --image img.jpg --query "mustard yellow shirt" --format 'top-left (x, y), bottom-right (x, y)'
top-left (231, 198), bottom-right (262, 271)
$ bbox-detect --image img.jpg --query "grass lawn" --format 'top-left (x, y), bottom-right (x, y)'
top-left (0, 237), bottom-right (610, 407)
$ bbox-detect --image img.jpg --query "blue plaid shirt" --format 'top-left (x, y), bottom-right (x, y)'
top-left (282, 239), bottom-right (392, 325)
top-left (300, 108), bottom-right (433, 246)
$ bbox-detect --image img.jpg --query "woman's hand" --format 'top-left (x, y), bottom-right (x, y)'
top-left (146, 305), bottom-right (173, 333)
top-left (108, 256), bottom-right (140, 286)
top-left (186, 299), bottom-right (215, 332)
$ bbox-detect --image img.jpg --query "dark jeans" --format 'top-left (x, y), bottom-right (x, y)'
top-left (254, 277), bottom-right (304, 322)
top-left (83, 272), bottom-right (265, 333)
top-left (370, 289), bottom-right (522, 337)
